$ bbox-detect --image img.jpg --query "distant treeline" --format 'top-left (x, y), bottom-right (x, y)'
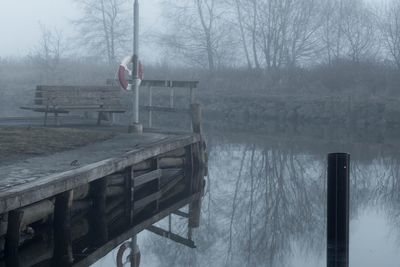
top-left (161, 0), bottom-right (400, 72)
top-left (1, 58), bottom-right (400, 128)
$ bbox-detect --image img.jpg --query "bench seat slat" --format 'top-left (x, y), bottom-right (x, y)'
top-left (22, 85), bottom-right (127, 125)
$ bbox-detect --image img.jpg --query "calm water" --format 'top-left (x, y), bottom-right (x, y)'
top-left (94, 122), bottom-right (400, 267)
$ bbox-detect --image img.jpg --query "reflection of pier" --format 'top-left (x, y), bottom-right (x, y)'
top-left (0, 105), bottom-right (206, 266)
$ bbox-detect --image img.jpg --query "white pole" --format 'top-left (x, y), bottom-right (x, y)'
top-left (133, 0), bottom-right (139, 124)
top-left (130, 0), bottom-right (142, 133)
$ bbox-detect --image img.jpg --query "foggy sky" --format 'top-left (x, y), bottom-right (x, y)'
top-left (0, 0), bottom-right (389, 59)
top-left (0, 0), bottom-right (162, 57)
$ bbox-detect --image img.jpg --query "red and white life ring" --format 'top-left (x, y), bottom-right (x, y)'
top-left (118, 56), bottom-right (144, 90)
top-left (116, 241), bottom-right (141, 267)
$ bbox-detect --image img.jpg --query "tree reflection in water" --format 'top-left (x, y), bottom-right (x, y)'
top-left (141, 128), bottom-right (400, 267)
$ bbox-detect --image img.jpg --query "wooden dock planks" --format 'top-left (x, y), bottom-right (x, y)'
top-left (0, 132), bottom-right (201, 214)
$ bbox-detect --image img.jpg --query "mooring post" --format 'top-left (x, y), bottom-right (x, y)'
top-left (327, 153), bottom-right (350, 267)
top-left (53, 190), bottom-right (74, 266)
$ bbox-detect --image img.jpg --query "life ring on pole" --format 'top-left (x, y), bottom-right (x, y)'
top-left (118, 56), bottom-right (144, 90)
top-left (116, 241), bottom-right (141, 267)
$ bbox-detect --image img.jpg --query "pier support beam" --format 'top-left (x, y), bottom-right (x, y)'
top-left (91, 178), bottom-right (108, 245)
top-left (5, 209), bottom-right (23, 266)
top-left (53, 190), bottom-right (74, 266)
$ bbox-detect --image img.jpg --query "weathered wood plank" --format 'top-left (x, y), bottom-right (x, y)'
top-left (20, 200), bottom-right (53, 228)
top-left (158, 158), bottom-right (184, 168)
top-left (134, 192), bottom-right (162, 209)
top-left (23, 85), bottom-right (126, 118)
top-left (147, 225), bottom-right (196, 248)
top-left (172, 210), bottom-right (190, 218)
top-left (0, 134), bottom-right (201, 214)
top-left (133, 169), bottom-right (162, 187)
top-left (139, 106), bottom-right (190, 114)
top-left (159, 148), bottom-right (186, 158)
top-left (108, 79), bottom-right (199, 89)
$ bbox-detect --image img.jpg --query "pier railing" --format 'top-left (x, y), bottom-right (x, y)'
top-left (139, 80), bottom-right (199, 129)
top-left (107, 79), bottom-right (200, 130)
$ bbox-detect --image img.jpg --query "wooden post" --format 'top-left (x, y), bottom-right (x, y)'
top-left (188, 142), bottom-right (203, 229)
top-left (148, 86), bottom-right (153, 128)
top-left (124, 167), bottom-right (135, 224)
top-left (189, 88), bottom-right (194, 104)
top-left (130, 236), bottom-right (141, 267)
top-left (189, 104), bottom-right (204, 229)
top-left (91, 178), bottom-right (108, 245)
top-left (150, 158), bottom-right (160, 213)
top-left (184, 145), bottom-right (194, 196)
top-left (170, 88), bottom-right (174, 108)
top-left (188, 225), bottom-right (193, 240)
top-left (5, 209), bottom-right (24, 265)
top-left (44, 103), bottom-right (49, 126)
top-left (168, 214), bottom-right (172, 233)
top-left (53, 190), bottom-right (74, 266)
top-left (190, 103), bottom-right (202, 135)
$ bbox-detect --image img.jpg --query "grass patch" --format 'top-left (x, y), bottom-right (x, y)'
top-left (0, 126), bottom-right (114, 162)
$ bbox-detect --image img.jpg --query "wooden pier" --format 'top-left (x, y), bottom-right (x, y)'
top-left (0, 100), bottom-right (206, 266)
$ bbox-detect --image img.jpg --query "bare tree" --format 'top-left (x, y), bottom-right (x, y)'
top-left (232, 0), bottom-right (253, 69)
top-left (30, 24), bottom-right (65, 83)
top-left (72, 0), bottom-right (130, 65)
top-left (285, 0), bottom-right (322, 66)
top-left (320, 0), bottom-right (347, 63)
top-left (342, 0), bottom-right (377, 62)
top-left (380, 0), bottom-right (400, 69)
top-left (161, 0), bottom-right (236, 70)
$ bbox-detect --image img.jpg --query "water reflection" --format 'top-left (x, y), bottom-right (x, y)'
top-left (139, 124), bottom-right (400, 267)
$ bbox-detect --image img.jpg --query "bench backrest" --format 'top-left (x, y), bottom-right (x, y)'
top-left (35, 86), bottom-right (123, 108)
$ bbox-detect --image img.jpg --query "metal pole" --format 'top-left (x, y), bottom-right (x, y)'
top-left (129, 0), bottom-right (142, 133)
top-left (130, 235), bottom-right (140, 267)
top-left (327, 153), bottom-right (350, 267)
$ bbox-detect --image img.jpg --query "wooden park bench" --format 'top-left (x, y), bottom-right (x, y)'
top-left (21, 86), bottom-right (126, 126)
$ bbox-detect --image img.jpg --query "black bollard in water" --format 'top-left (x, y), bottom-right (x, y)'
top-left (327, 153), bottom-right (350, 267)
